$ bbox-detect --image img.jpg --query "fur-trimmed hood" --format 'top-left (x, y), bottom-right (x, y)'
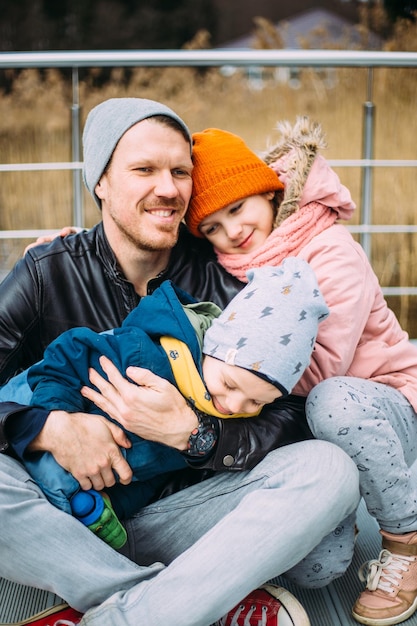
top-left (263, 116), bottom-right (356, 227)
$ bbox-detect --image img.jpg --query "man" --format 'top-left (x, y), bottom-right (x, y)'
top-left (0, 98), bottom-right (359, 626)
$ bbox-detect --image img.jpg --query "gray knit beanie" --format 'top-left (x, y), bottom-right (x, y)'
top-left (203, 258), bottom-right (329, 396)
top-left (82, 97), bottom-right (192, 207)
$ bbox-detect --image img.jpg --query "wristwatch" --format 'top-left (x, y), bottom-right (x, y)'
top-left (186, 406), bottom-right (219, 456)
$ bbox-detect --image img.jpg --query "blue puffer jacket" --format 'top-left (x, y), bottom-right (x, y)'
top-left (28, 280), bottom-right (204, 413)
top-left (27, 281), bottom-right (209, 489)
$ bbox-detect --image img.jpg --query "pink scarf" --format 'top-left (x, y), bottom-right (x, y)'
top-left (216, 202), bottom-right (337, 282)
top-left (216, 152), bottom-right (356, 282)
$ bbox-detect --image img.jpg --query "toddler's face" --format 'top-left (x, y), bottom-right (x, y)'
top-left (198, 193), bottom-right (274, 254)
top-left (202, 355), bottom-right (280, 416)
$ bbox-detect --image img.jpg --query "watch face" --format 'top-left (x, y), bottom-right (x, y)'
top-left (196, 429), bottom-right (216, 452)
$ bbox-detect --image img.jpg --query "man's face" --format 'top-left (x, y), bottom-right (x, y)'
top-left (95, 118), bottom-right (193, 252)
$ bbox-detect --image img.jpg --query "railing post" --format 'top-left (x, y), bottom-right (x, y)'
top-left (71, 66), bottom-right (83, 227)
top-left (360, 67), bottom-right (375, 259)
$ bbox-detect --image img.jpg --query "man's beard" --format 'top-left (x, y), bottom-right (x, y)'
top-left (117, 218), bottom-right (181, 252)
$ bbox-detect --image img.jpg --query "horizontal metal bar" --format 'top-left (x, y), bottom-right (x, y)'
top-left (347, 225), bottom-right (417, 233)
top-left (382, 287), bottom-right (417, 296)
top-left (2, 225), bottom-right (417, 238)
top-left (1, 49), bottom-right (417, 69)
top-left (0, 163), bottom-right (83, 172)
top-left (0, 230), bottom-right (62, 239)
top-left (1, 160), bottom-right (416, 173)
top-left (328, 160), bottom-right (417, 167)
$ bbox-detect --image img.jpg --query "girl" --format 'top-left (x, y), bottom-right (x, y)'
top-left (185, 119), bottom-right (417, 626)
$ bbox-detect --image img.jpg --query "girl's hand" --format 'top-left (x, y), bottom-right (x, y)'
top-left (24, 226), bottom-right (83, 254)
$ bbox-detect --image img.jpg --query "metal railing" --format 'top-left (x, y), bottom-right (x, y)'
top-left (1, 49), bottom-right (417, 295)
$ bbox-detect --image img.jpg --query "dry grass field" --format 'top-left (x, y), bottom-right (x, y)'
top-left (0, 14), bottom-right (417, 332)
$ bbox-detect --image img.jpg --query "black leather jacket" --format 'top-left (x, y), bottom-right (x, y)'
top-left (0, 222), bottom-right (312, 478)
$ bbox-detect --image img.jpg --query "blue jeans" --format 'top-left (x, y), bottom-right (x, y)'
top-left (306, 376), bottom-right (417, 533)
top-left (0, 440), bottom-right (359, 625)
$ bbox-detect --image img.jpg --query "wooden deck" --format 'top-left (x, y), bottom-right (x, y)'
top-left (2, 499), bottom-right (417, 625)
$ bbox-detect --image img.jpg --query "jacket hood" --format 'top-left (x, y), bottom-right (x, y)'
top-left (122, 280), bottom-right (200, 357)
top-left (264, 117), bottom-right (356, 226)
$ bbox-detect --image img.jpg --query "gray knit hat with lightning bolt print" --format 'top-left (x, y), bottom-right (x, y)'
top-left (202, 258), bottom-right (329, 396)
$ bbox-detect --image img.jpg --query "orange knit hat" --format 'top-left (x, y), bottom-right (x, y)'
top-left (186, 128), bottom-right (284, 238)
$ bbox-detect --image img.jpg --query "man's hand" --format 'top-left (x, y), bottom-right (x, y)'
top-left (81, 356), bottom-right (198, 451)
top-left (29, 410), bottom-right (133, 491)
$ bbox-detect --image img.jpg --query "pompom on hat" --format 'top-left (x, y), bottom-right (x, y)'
top-left (186, 128), bottom-right (284, 237)
top-left (82, 98), bottom-right (192, 207)
top-left (203, 257), bottom-right (329, 396)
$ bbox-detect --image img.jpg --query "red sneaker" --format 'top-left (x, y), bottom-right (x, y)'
top-left (216, 584), bottom-right (311, 625)
top-left (1, 603), bottom-right (83, 626)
